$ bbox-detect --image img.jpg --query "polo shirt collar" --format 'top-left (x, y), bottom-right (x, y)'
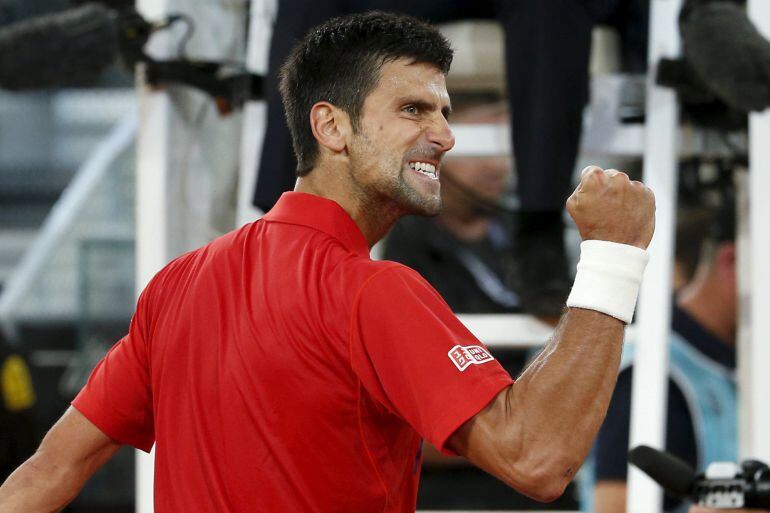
top-left (262, 192), bottom-right (371, 257)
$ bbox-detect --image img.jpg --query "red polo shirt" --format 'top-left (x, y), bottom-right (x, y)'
top-left (73, 192), bottom-right (513, 512)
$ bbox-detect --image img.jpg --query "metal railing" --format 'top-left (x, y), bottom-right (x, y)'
top-left (0, 111), bottom-right (137, 333)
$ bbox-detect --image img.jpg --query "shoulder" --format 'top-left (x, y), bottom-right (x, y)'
top-left (356, 261), bottom-right (437, 296)
top-left (140, 225), bottom-right (251, 298)
top-left (350, 262), bottom-right (454, 324)
top-left (331, 259), bottom-right (429, 305)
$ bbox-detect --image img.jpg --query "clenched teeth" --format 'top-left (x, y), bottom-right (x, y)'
top-left (409, 161), bottom-right (438, 179)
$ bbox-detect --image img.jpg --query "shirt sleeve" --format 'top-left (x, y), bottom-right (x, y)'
top-left (72, 288), bottom-right (155, 452)
top-left (350, 266), bottom-right (513, 454)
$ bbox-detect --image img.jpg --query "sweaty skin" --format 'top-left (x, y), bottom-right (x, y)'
top-left (0, 407), bottom-right (120, 513)
top-left (297, 59), bottom-right (454, 246)
top-left (0, 54), bottom-right (655, 509)
top-left (449, 166), bottom-right (655, 501)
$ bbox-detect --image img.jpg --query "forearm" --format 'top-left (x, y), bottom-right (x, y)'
top-left (452, 166), bottom-right (655, 501)
top-left (510, 307), bottom-right (624, 471)
top-left (454, 307), bottom-right (625, 501)
top-left (0, 451), bottom-right (87, 513)
top-left (0, 408), bottom-right (121, 513)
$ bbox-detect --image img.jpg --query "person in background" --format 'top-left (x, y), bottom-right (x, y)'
top-left (672, 207), bottom-right (713, 290)
top-left (593, 199), bottom-right (737, 513)
top-left (384, 99), bottom-right (521, 315)
top-left (254, 0), bottom-right (650, 316)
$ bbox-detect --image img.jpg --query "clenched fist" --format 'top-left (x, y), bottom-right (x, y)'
top-left (566, 166), bottom-right (655, 249)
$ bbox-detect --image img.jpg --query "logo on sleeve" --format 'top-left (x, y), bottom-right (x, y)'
top-left (448, 344), bottom-right (495, 372)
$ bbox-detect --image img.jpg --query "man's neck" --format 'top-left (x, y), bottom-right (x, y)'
top-left (676, 280), bottom-right (735, 347)
top-left (295, 170), bottom-right (402, 248)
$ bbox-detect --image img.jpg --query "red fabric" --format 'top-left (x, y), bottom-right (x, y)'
top-left (73, 192), bottom-right (513, 512)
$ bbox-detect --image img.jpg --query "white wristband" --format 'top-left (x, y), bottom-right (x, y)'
top-left (566, 240), bottom-right (649, 323)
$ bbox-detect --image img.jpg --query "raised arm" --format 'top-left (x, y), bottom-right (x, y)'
top-left (448, 166), bottom-right (656, 502)
top-left (0, 407), bottom-right (121, 513)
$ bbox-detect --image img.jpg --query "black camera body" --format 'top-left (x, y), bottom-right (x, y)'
top-left (629, 445), bottom-right (770, 510)
top-left (694, 460), bottom-right (770, 509)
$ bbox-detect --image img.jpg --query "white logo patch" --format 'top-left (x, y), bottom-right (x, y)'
top-left (448, 344), bottom-right (495, 372)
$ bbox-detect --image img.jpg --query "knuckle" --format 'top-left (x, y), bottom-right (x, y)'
top-left (587, 168), bottom-right (604, 180)
top-left (610, 170), bottom-right (630, 183)
top-left (581, 165), bottom-right (603, 178)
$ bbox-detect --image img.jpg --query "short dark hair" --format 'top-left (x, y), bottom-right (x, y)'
top-left (279, 11), bottom-right (453, 176)
top-left (676, 207), bottom-right (713, 281)
top-left (676, 194), bottom-right (736, 281)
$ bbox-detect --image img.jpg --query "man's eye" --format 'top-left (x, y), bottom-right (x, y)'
top-left (403, 105), bottom-right (419, 115)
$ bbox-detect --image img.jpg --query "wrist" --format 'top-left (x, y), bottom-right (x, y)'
top-left (566, 240), bottom-right (649, 323)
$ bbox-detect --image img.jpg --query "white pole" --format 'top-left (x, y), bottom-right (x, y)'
top-left (134, 88), bottom-right (170, 513)
top-left (742, 0), bottom-right (770, 464)
top-left (134, 0), bottom-right (174, 510)
top-left (237, 0), bottom-right (275, 226)
top-left (134, 0), bottom-right (247, 506)
top-left (627, 1), bottom-right (682, 513)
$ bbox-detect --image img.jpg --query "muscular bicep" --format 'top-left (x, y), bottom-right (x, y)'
top-left (37, 407), bottom-right (122, 478)
top-left (446, 309), bottom-right (627, 503)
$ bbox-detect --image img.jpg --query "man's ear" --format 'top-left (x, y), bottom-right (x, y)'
top-left (309, 102), bottom-right (349, 154)
top-left (716, 242), bottom-right (736, 277)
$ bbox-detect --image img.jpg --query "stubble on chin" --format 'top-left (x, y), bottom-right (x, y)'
top-left (398, 165), bottom-right (442, 217)
top-left (378, 164), bottom-right (439, 218)
top-left (350, 132), bottom-right (442, 218)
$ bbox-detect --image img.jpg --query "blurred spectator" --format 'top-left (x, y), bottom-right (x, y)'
top-left (254, 0), bottom-right (650, 316)
top-left (385, 100), bottom-right (578, 510)
top-left (384, 100), bottom-right (522, 315)
top-left (673, 207), bottom-right (712, 290)
top-left (593, 200), bottom-right (737, 513)
top-left (0, 332), bottom-right (37, 481)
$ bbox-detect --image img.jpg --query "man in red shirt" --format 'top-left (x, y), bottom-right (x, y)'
top-left (0, 11), bottom-right (655, 512)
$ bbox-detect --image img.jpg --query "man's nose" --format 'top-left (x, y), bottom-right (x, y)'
top-left (427, 114), bottom-right (455, 153)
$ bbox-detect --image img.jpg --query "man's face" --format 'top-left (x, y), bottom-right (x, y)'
top-left (347, 59), bottom-right (455, 217)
